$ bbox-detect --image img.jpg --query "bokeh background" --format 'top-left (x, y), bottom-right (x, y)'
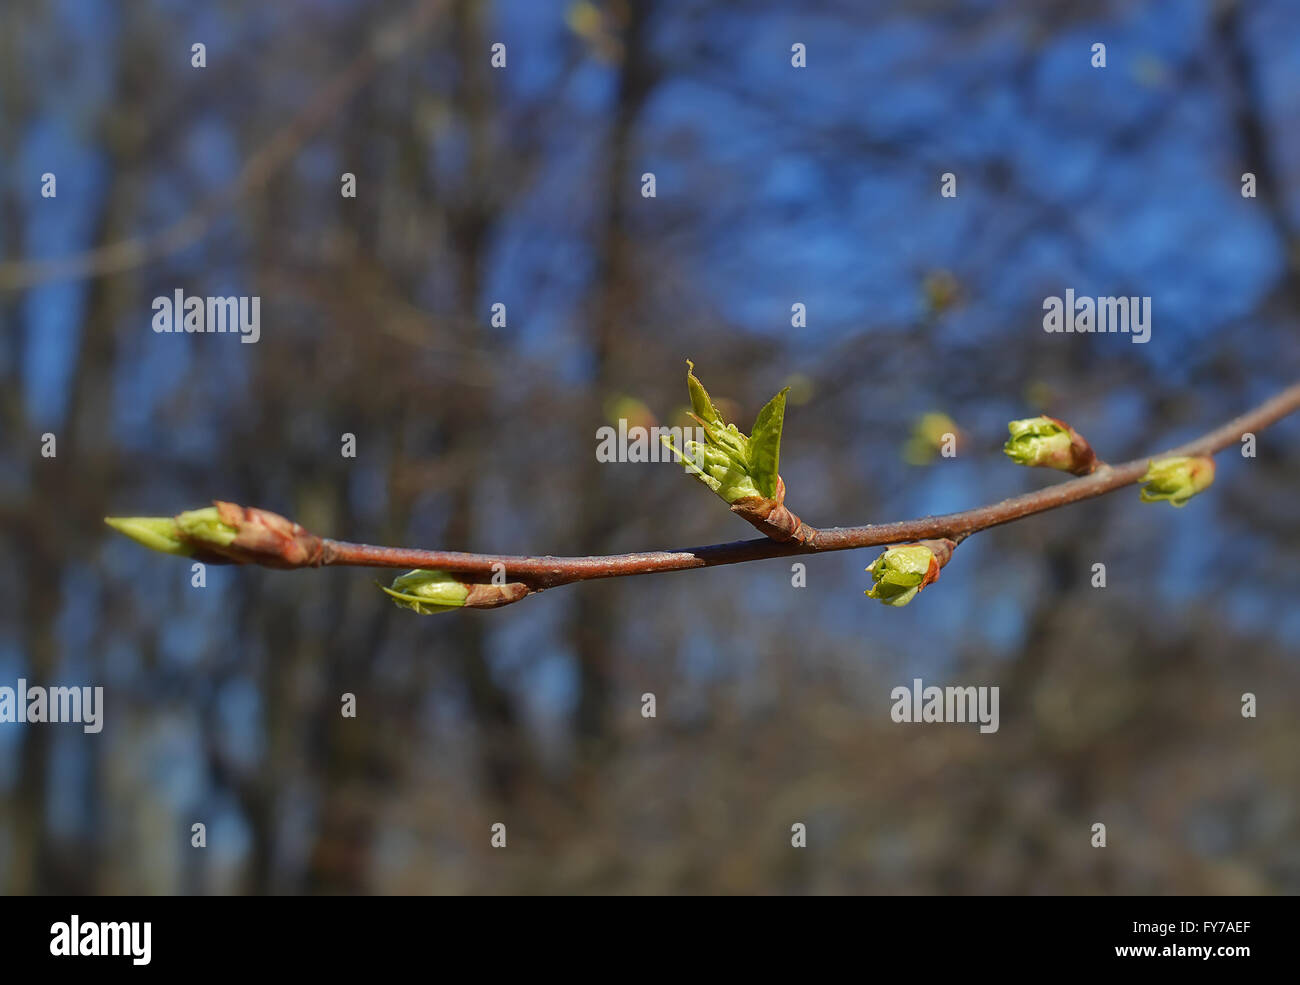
top-left (2, 0), bottom-right (1299, 894)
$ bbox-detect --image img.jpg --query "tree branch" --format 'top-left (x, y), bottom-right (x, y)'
top-left (304, 380), bottom-right (1300, 594)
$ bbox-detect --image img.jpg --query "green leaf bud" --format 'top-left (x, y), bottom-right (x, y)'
top-left (1139, 455), bottom-right (1215, 507)
top-left (380, 569), bottom-right (472, 615)
top-left (864, 539), bottom-right (955, 608)
top-left (1003, 416), bottom-right (1097, 475)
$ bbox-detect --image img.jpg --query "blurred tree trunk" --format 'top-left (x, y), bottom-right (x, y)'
top-left (7, 21), bottom-right (143, 891)
top-left (1214, 0), bottom-right (1300, 314)
top-left (570, 0), bottom-right (658, 770)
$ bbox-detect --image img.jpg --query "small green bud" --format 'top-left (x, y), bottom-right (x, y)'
top-left (103, 516), bottom-right (193, 556)
top-left (865, 545), bottom-right (938, 607)
top-left (864, 539), bottom-right (955, 608)
top-left (380, 569), bottom-right (472, 615)
top-left (903, 412), bottom-right (960, 465)
top-left (175, 506), bottom-right (239, 547)
top-left (1139, 455), bottom-right (1215, 507)
top-left (1003, 416), bottom-right (1096, 474)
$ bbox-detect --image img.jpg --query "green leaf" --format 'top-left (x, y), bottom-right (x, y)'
top-left (685, 359), bottom-right (723, 426)
top-left (747, 387), bottom-right (790, 499)
top-left (104, 516), bottom-right (194, 556)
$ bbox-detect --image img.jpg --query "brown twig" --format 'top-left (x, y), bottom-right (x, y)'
top-left (108, 381), bottom-right (1299, 608)
top-left (296, 380), bottom-right (1300, 596)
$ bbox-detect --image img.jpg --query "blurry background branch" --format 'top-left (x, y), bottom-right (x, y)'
top-left (0, 0), bottom-right (445, 291)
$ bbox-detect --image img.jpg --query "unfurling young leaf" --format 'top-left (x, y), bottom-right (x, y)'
top-left (103, 516), bottom-right (193, 556)
top-left (666, 361), bottom-right (790, 506)
top-left (748, 387), bottom-right (790, 500)
top-left (685, 359), bottom-right (723, 426)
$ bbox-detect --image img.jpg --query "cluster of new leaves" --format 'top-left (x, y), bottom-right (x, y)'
top-left (665, 361), bottom-right (790, 504)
